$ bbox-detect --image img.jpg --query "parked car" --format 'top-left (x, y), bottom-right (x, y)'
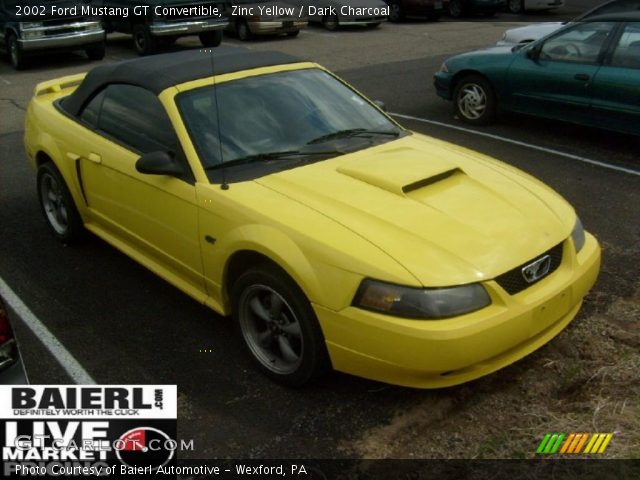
top-left (103, 0), bottom-right (228, 55)
top-left (506, 0), bottom-right (564, 14)
top-left (288, 0), bottom-right (388, 30)
top-left (223, 0), bottom-right (307, 40)
top-left (446, 0), bottom-right (506, 17)
top-left (0, 0), bottom-right (105, 70)
top-left (384, 0), bottom-right (444, 21)
top-left (24, 48), bottom-right (600, 388)
top-left (499, 0), bottom-right (640, 45)
top-left (0, 293), bottom-right (29, 384)
top-left (435, 14), bottom-right (640, 136)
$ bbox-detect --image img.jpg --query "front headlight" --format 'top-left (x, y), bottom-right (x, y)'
top-left (353, 279), bottom-right (491, 319)
top-left (571, 217), bottom-right (586, 253)
top-left (20, 22), bottom-right (43, 30)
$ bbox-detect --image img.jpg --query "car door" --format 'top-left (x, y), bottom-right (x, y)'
top-left (589, 22), bottom-right (640, 135)
top-left (506, 22), bottom-right (616, 124)
top-left (68, 84), bottom-right (206, 298)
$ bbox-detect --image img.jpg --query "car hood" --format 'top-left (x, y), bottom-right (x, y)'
top-left (500, 22), bottom-right (564, 44)
top-left (256, 134), bottom-right (574, 286)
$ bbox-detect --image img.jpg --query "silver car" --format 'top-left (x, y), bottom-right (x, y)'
top-left (498, 0), bottom-right (640, 46)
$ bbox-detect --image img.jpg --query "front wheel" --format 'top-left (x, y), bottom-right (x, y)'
top-left (37, 162), bottom-right (84, 245)
top-left (507, 0), bottom-right (525, 14)
top-left (199, 30), bottom-right (222, 47)
top-left (7, 33), bottom-right (27, 70)
top-left (453, 74), bottom-right (497, 125)
top-left (132, 24), bottom-right (157, 55)
top-left (237, 20), bottom-right (253, 41)
top-left (322, 15), bottom-right (339, 31)
top-left (448, 0), bottom-right (464, 18)
top-left (231, 264), bottom-right (330, 387)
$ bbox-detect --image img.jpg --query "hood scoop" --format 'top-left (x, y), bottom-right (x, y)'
top-left (336, 149), bottom-right (462, 196)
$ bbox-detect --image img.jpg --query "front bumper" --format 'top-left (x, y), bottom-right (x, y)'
top-left (434, 71), bottom-right (454, 100)
top-left (249, 20), bottom-right (308, 35)
top-left (315, 233), bottom-right (600, 388)
top-left (18, 26), bottom-right (104, 51)
top-left (150, 18), bottom-right (228, 36)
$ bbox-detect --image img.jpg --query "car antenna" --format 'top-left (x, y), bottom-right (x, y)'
top-left (208, 47), bottom-right (229, 190)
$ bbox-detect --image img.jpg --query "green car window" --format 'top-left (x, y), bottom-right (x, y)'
top-left (611, 23), bottom-right (640, 69)
top-left (540, 22), bottom-right (616, 64)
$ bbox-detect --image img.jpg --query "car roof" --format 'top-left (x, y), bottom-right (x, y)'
top-left (582, 11), bottom-right (640, 21)
top-left (62, 47), bottom-right (304, 117)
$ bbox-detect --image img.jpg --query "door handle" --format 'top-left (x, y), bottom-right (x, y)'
top-left (574, 73), bottom-right (590, 81)
top-left (87, 153), bottom-right (102, 164)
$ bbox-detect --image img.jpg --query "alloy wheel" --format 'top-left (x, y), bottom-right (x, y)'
top-left (238, 285), bottom-right (304, 374)
top-left (40, 173), bottom-right (69, 235)
top-left (457, 83), bottom-right (487, 120)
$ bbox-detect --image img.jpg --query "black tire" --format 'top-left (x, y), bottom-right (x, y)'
top-left (199, 30), bottom-right (223, 47)
top-left (452, 74), bottom-right (497, 125)
top-left (85, 43), bottom-right (106, 61)
top-left (237, 20), bottom-right (253, 41)
top-left (322, 15), bottom-right (339, 31)
top-left (7, 33), bottom-right (27, 70)
top-left (507, 0), bottom-right (525, 14)
top-left (388, 1), bottom-right (405, 22)
top-left (231, 264), bottom-right (331, 387)
top-left (286, 29), bottom-right (300, 37)
top-left (448, 0), bottom-right (464, 18)
top-left (37, 162), bottom-right (84, 245)
top-left (132, 23), bottom-right (157, 55)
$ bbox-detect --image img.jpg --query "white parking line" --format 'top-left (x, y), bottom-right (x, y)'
top-left (0, 77), bottom-right (11, 85)
top-left (391, 113), bottom-right (640, 178)
top-left (0, 276), bottom-right (96, 385)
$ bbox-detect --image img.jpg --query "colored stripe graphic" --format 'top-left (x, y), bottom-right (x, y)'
top-left (538, 433), bottom-right (614, 454)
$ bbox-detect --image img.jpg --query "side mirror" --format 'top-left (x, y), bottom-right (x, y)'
top-left (527, 46), bottom-right (541, 60)
top-left (373, 100), bottom-right (387, 112)
top-left (136, 151), bottom-right (183, 176)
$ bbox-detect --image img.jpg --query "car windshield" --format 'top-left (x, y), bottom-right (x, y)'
top-left (177, 68), bottom-right (403, 182)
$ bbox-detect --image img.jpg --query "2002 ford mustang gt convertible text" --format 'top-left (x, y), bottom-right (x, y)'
top-left (24, 48), bottom-right (600, 388)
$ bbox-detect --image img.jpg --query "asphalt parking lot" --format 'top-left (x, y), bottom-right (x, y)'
top-left (1, 9), bottom-right (639, 459)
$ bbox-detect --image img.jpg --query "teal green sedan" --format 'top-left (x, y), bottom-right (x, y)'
top-left (434, 14), bottom-right (640, 136)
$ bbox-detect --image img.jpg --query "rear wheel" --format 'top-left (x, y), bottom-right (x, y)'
top-left (232, 264), bottom-right (330, 387)
top-left (448, 0), bottom-right (464, 18)
top-left (7, 33), bottom-right (27, 70)
top-left (388, 1), bottom-right (405, 22)
top-left (453, 74), bottom-right (497, 125)
top-left (507, 0), bottom-right (525, 14)
top-left (133, 24), bottom-right (157, 55)
top-left (37, 162), bottom-right (84, 245)
top-left (199, 30), bottom-right (222, 47)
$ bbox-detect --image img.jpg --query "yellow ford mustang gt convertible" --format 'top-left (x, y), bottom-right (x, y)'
top-left (24, 48), bottom-right (600, 388)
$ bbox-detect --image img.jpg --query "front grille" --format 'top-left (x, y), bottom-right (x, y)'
top-left (495, 242), bottom-right (564, 295)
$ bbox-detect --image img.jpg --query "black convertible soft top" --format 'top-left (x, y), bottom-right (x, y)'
top-left (62, 47), bottom-right (304, 117)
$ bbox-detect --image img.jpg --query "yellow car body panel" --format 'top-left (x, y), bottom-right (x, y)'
top-left (23, 61), bottom-right (601, 388)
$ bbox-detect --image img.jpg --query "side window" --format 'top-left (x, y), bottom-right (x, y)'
top-left (79, 89), bottom-right (106, 128)
top-left (540, 22), bottom-right (615, 64)
top-left (611, 23), bottom-right (640, 68)
top-left (98, 84), bottom-right (177, 154)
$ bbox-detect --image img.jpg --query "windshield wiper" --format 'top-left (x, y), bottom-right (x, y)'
top-left (306, 128), bottom-right (400, 145)
top-left (204, 149), bottom-right (340, 170)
